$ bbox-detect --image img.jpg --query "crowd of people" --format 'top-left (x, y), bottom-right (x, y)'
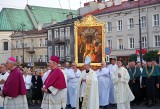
top-left (0, 55), bottom-right (159, 109)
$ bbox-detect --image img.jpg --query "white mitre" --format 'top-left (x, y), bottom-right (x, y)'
top-left (84, 56), bottom-right (92, 65)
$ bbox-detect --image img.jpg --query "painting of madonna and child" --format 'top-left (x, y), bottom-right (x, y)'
top-left (77, 27), bottom-right (103, 63)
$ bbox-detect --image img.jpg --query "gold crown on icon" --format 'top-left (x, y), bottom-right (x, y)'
top-left (82, 28), bottom-right (98, 36)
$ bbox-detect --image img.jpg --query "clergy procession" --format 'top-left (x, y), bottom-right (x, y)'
top-left (0, 55), bottom-right (160, 109)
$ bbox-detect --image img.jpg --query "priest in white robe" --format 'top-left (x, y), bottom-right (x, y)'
top-left (80, 56), bottom-right (99, 109)
top-left (0, 63), bottom-right (9, 108)
top-left (111, 59), bottom-right (134, 109)
top-left (64, 62), bottom-right (71, 106)
top-left (96, 62), bottom-right (110, 109)
top-left (107, 58), bottom-right (118, 105)
top-left (67, 62), bottom-right (81, 109)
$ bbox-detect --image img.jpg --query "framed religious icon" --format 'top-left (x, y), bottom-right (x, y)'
top-left (74, 15), bottom-right (105, 66)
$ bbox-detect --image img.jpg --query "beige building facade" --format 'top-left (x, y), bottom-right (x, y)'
top-left (11, 29), bottom-right (48, 67)
top-left (0, 31), bottom-right (12, 63)
top-left (81, 0), bottom-right (160, 62)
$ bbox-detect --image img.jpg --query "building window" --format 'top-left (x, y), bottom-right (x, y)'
top-left (45, 38), bottom-right (47, 46)
top-left (141, 36), bottom-right (147, 48)
top-left (16, 56), bottom-right (19, 62)
top-left (45, 55), bottom-right (48, 62)
top-left (153, 14), bottom-right (159, 26)
top-left (20, 55), bottom-right (23, 63)
top-left (155, 35), bottom-right (160, 47)
top-left (60, 45), bottom-right (64, 57)
top-left (118, 39), bottom-right (123, 49)
top-left (128, 18), bottom-right (134, 29)
top-left (54, 29), bottom-right (58, 39)
top-left (107, 40), bottom-right (112, 49)
top-left (48, 46), bottom-right (52, 58)
top-left (117, 20), bottom-right (122, 31)
top-left (129, 38), bottom-right (134, 49)
top-left (60, 28), bottom-right (64, 40)
top-left (20, 40), bottom-right (23, 48)
top-left (39, 55), bottom-right (42, 62)
top-left (16, 40), bottom-right (18, 48)
top-left (39, 39), bottom-right (42, 47)
top-left (55, 46), bottom-right (59, 56)
top-left (66, 45), bottom-right (70, 56)
top-left (107, 22), bottom-right (112, 32)
top-left (65, 27), bottom-right (70, 39)
top-left (141, 16), bottom-right (146, 28)
top-left (31, 39), bottom-right (34, 47)
top-left (3, 42), bottom-right (8, 51)
top-left (48, 30), bottom-right (52, 41)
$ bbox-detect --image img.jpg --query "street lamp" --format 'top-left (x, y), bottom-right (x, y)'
top-left (21, 23), bottom-right (25, 66)
top-left (129, 0), bottom-right (142, 65)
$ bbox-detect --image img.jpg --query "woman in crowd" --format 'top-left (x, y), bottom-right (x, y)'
top-left (31, 69), bottom-right (43, 105)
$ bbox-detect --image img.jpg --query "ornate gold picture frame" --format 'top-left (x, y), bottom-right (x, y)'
top-left (74, 15), bottom-right (105, 66)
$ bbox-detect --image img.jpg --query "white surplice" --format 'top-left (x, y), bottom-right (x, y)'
top-left (42, 70), bottom-right (51, 83)
top-left (107, 64), bottom-right (118, 104)
top-left (23, 75), bottom-right (32, 90)
top-left (41, 86), bottom-right (66, 109)
top-left (80, 68), bottom-right (99, 109)
top-left (64, 68), bottom-right (71, 105)
top-left (96, 67), bottom-right (110, 106)
top-left (0, 72), bottom-right (9, 107)
top-left (111, 67), bottom-right (135, 109)
top-left (67, 69), bottom-right (81, 108)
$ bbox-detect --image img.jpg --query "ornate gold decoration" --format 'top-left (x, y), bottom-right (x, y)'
top-left (145, 66), bottom-right (154, 78)
top-left (74, 15), bottom-right (105, 67)
top-left (82, 73), bottom-right (92, 109)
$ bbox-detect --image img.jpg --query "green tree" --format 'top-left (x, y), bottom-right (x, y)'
top-left (143, 50), bottom-right (159, 62)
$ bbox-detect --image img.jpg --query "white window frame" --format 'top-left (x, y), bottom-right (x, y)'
top-left (48, 46), bottom-right (52, 58)
top-left (154, 35), bottom-right (160, 47)
top-left (45, 38), bottom-right (47, 46)
top-left (107, 40), bottom-right (112, 49)
top-left (141, 16), bottom-right (146, 28)
top-left (129, 38), bottom-right (134, 49)
top-left (45, 55), bottom-right (48, 62)
top-left (54, 29), bottom-right (59, 39)
top-left (66, 45), bottom-right (70, 56)
top-left (117, 20), bottom-right (123, 31)
top-left (3, 41), bottom-right (8, 51)
top-left (48, 30), bottom-right (52, 41)
top-left (60, 28), bottom-right (64, 40)
top-left (128, 18), bottom-right (134, 29)
top-left (153, 14), bottom-right (159, 27)
top-left (55, 46), bottom-right (59, 56)
top-left (39, 39), bottom-right (42, 47)
top-left (118, 39), bottom-right (123, 49)
top-left (16, 40), bottom-right (18, 48)
top-left (60, 45), bottom-right (64, 57)
top-left (20, 55), bottom-right (23, 63)
top-left (106, 22), bottom-right (112, 32)
top-left (65, 27), bottom-right (70, 39)
top-left (141, 36), bottom-right (147, 48)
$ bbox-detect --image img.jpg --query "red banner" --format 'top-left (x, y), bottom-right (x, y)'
top-left (135, 48), bottom-right (147, 54)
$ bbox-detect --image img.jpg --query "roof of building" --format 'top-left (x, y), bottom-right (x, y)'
top-left (48, 16), bottom-right (83, 28)
top-left (0, 5), bottom-right (78, 31)
top-left (0, 8), bottom-right (33, 31)
top-left (84, 0), bottom-right (160, 16)
top-left (28, 5), bottom-right (78, 24)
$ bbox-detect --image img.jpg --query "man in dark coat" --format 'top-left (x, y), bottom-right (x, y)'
top-left (127, 60), bottom-right (141, 105)
top-left (142, 58), bottom-right (160, 107)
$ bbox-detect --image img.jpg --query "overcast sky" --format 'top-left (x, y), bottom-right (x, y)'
top-left (0, 0), bottom-right (92, 11)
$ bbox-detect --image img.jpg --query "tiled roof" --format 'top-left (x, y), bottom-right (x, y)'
top-left (84, 0), bottom-right (160, 16)
top-left (27, 5), bottom-right (78, 24)
top-left (0, 8), bottom-right (33, 31)
top-left (0, 5), bottom-right (78, 31)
